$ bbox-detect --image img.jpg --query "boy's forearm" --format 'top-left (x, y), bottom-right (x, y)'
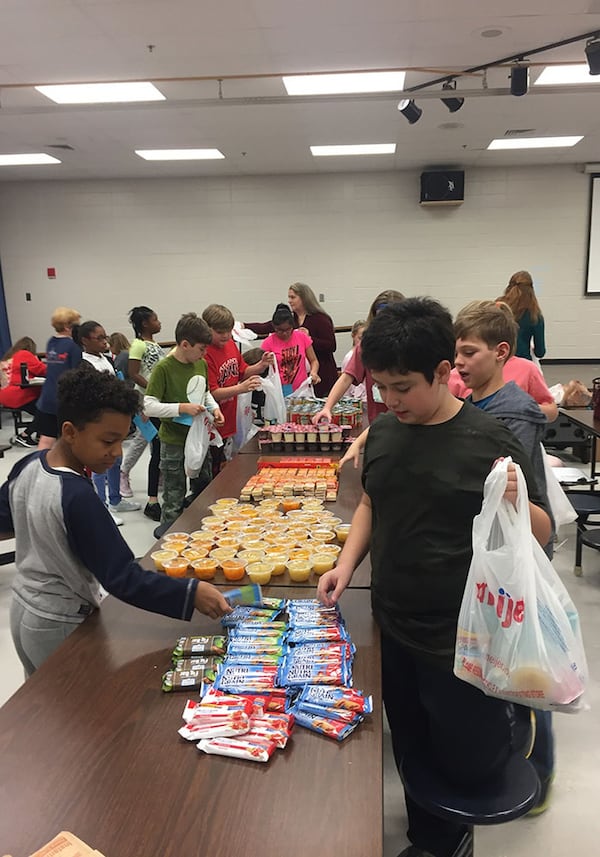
top-left (324, 373), bottom-right (353, 410)
top-left (530, 502), bottom-right (552, 547)
top-left (143, 395), bottom-right (179, 419)
top-left (212, 385), bottom-right (242, 402)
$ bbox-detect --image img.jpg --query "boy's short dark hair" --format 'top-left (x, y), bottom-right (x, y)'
top-left (175, 312), bottom-right (213, 346)
top-left (57, 365), bottom-right (140, 430)
top-left (202, 304), bottom-right (235, 333)
top-left (454, 300), bottom-right (517, 358)
top-left (361, 297), bottom-right (455, 383)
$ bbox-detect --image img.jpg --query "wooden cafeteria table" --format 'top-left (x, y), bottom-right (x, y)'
top-left (0, 587), bottom-right (382, 857)
top-left (140, 449), bottom-right (372, 588)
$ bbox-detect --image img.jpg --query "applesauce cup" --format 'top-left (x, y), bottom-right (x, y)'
top-left (161, 540), bottom-right (188, 555)
top-left (221, 558), bottom-right (248, 581)
top-left (335, 524), bottom-right (351, 543)
top-left (191, 558), bottom-right (218, 580)
top-left (182, 546), bottom-right (209, 562)
top-left (201, 517), bottom-right (227, 531)
top-left (189, 531), bottom-right (215, 545)
top-left (247, 561), bottom-right (274, 585)
top-left (319, 543), bottom-right (342, 557)
top-left (310, 529), bottom-right (335, 543)
top-left (150, 549), bottom-right (178, 572)
top-left (215, 536), bottom-right (240, 551)
top-left (163, 557), bottom-right (190, 578)
top-left (214, 497), bottom-right (239, 507)
top-left (237, 548), bottom-right (267, 564)
top-left (162, 532), bottom-right (190, 543)
top-left (210, 547), bottom-right (238, 562)
top-left (311, 553), bottom-right (336, 575)
top-left (269, 553), bottom-right (288, 576)
top-left (287, 559), bottom-right (312, 582)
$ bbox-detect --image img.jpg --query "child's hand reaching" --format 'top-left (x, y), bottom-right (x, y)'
top-left (241, 376), bottom-right (262, 394)
top-left (310, 371), bottom-right (321, 385)
top-left (194, 582), bottom-right (232, 619)
top-left (179, 402), bottom-right (205, 416)
top-left (261, 351), bottom-right (275, 367)
top-left (213, 408), bottom-right (225, 427)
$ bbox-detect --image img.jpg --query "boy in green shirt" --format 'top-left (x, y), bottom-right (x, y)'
top-left (145, 313), bottom-right (224, 535)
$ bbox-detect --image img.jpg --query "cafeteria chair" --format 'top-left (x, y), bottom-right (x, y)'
top-left (564, 491), bottom-right (600, 576)
top-left (400, 750), bottom-right (540, 857)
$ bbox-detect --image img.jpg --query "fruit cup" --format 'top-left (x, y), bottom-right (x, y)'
top-left (150, 549), bottom-right (178, 572)
top-left (162, 540), bottom-right (189, 555)
top-left (191, 558), bottom-right (218, 580)
top-left (237, 548), bottom-right (266, 564)
top-left (282, 498), bottom-right (302, 512)
top-left (310, 529), bottom-right (335, 543)
top-left (162, 532), bottom-right (190, 543)
top-left (311, 553), bottom-right (335, 575)
top-left (163, 557), bottom-right (190, 578)
top-left (221, 558), bottom-right (247, 581)
top-left (287, 559), bottom-right (312, 582)
top-left (182, 546), bottom-right (209, 562)
top-left (247, 561), bottom-right (274, 585)
top-left (210, 547), bottom-right (238, 562)
top-left (335, 524), bottom-right (351, 543)
top-left (269, 553), bottom-right (288, 576)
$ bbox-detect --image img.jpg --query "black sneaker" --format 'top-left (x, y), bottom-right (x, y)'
top-left (153, 521), bottom-right (171, 540)
top-left (10, 434), bottom-right (32, 448)
top-left (144, 502), bottom-right (162, 522)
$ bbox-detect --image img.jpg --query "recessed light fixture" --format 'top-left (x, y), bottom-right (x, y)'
top-left (310, 144), bottom-right (396, 157)
top-left (35, 82), bottom-right (165, 104)
top-left (0, 153), bottom-right (61, 166)
top-left (488, 136), bottom-right (583, 149)
top-left (480, 28), bottom-right (504, 38)
top-left (135, 149), bottom-right (225, 160)
top-left (534, 65), bottom-right (600, 86)
top-left (283, 71), bottom-right (405, 95)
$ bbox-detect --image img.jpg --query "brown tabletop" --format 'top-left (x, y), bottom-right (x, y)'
top-left (0, 588), bottom-right (382, 857)
top-left (141, 452), bottom-right (372, 588)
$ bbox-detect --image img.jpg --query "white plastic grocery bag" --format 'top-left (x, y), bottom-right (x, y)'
top-left (540, 443), bottom-right (577, 531)
top-left (232, 390), bottom-right (259, 453)
top-left (454, 458), bottom-right (587, 712)
top-left (292, 376), bottom-right (316, 400)
top-left (184, 413), bottom-right (223, 478)
top-left (260, 356), bottom-right (287, 424)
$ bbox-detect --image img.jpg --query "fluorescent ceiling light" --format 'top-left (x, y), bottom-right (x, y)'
top-left (311, 144), bottom-right (396, 157)
top-left (534, 65), bottom-right (600, 85)
top-left (135, 149), bottom-right (225, 160)
top-left (487, 136), bottom-right (583, 150)
top-left (0, 153), bottom-right (61, 166)
top-left (35, 82), bottom-right (165, 104)
top-left (284, 71), bottom-right (405, 95)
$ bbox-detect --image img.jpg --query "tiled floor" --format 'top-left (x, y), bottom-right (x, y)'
top-left (0, 422), bottom-right (599, 856)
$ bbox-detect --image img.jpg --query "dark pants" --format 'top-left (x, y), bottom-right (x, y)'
top-left (148, 419), bottom-right (161, 496)
top-left (382, 633), bottom-right (531, 857)
top-left (19, 400), bottom-right (39, 438)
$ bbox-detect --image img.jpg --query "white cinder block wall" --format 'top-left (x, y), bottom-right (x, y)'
top-left (0, 164), bottom-right (596, 361)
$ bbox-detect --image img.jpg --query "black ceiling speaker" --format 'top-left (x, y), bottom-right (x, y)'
top-left (420, 171), bottom-right (465, 206)
top-left (510, 64), bottom-right (529, 96)
top-left (585, 38), bottom-right (600, 75)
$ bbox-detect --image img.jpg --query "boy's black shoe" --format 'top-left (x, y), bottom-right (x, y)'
top-left (153, 521), bottom-right (171, 540)
top-left (144, 502), bottom-right (161, 522)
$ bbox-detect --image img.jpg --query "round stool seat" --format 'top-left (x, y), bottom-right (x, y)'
top-left (400, 751), bottom-right (540, 826)
top-left (580, 528), bottom-right (600, 550)
top-left (565, 493), bottom-right (600, 519)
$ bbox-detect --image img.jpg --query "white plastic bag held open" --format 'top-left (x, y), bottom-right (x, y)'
top-left (454, 458), bottom-right (587, 712)
top-left (260, 355), bottom-right (286, 424)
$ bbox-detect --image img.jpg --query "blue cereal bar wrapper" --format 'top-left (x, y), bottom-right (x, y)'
top-left (223, 583), bottom-right (263, 608)
top-left (293, 708), bottom-right (360, 741)
top-left (298, 684), bottom-right (373, 714)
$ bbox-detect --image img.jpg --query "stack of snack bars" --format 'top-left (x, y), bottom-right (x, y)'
top-left (167, 597), bottom-right (372, 762)
top-left (240, 457), bottom-right (339, 502)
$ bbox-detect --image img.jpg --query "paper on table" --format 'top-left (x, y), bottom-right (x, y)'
top-left (27, 830), bottom-right (106, 856)
top-left (551, 467), bottom-right (595, 485)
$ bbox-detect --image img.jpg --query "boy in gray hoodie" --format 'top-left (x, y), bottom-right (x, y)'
top-left (454, 298), bottom-right (554, 814)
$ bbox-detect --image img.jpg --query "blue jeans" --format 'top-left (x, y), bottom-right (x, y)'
top-left (92, 457), bottom-right (122, 506)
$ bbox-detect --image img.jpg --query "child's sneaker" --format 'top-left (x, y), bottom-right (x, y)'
top-left (109, 510), bottom-right (124, 527)
top-left (144, 501), bottom-right (161, 522)
top-left (109, 499), bottom-right (141, 513)
top-left (119, 471), bottom-right (134, 497)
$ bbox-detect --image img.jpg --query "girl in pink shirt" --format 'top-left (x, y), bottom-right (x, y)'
top-left (261, 304), bottom-right (320, 396)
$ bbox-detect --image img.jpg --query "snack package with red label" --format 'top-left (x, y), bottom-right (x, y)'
top-left (278, 657), bottom-right (350, 687)
top-left (200, 686), bottom-right (288, 712)
top-left (197, 735), bottom-right (277, 762)
top-left (245, 725), bottom-right (289, 749)
top-left (183, 695), bottom-right (253, 722)
top-left (298, 684), bottom-right (373, 713)
top-left (293, 708), bottom-right (360, 741)
top-left (178, 710), bottom-right (250, 740)
top-left (286, 625), bottom-right (349, 643)
top-left (251, 711), bottom-right (295, 733)
top-left (214, 663), bottom-right (279, 693)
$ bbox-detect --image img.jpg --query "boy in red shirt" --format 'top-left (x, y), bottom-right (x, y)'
top-left (202, 304), bottom-right (273, 472)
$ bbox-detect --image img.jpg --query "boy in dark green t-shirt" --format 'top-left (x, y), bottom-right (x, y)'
top-left (145, 313), bottom-right (224, 534)
top-left (317, 298), bottom-right (551, 857)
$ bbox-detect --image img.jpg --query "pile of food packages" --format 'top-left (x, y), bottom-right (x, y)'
top-left (150, 495), bottom-right (351, 584)
top-left (163, 596), bottom-right (372, 763)
top-left (257, 422), bottom-right (353, 452)
top-left (240, 457), bottom-right (340, 502)
top-left (283, 396), bottom-right (363, 428)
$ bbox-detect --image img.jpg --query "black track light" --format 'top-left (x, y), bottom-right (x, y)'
top-left (510, 63), bottom-right (529, 96)
top-left (441, 80), bottom-right (464, 113)
top-left (397, 98), bottom-right (422, 124)
top-left (585, 37), bottom-right (600, 75)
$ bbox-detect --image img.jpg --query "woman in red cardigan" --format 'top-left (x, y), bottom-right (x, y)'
top-left (0, 337), bottom-right (47, 446)
top-left (245, 282), bottom-right (337, 397)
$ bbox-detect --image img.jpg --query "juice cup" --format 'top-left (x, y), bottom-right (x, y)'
top-left (247, 561), bottom-right (274, 585)
top-left (287, 560), bottom-right (312, 582)
top-left (335, 524), bottom-right (351, 543)
top-left (150, 549), bottom-right (178, 572)
top-left (163, 557), bottom-right (190, 578)
top-left (311, 553), bottom-right (335, 575)
top-left (221, 559), bottom-right (247, 581)
top-left (191, 558), bottom-right (218, 580)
